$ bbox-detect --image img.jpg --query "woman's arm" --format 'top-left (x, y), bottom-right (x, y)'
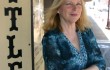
top-left (82, 29), bottom-right (106, 70)
top-left (42, 34), bottom-right (63, 70)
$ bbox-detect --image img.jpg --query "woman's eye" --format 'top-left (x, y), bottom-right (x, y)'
top-left (65, 2), bottom-right (72, 5)
top-left (76, 3), bottom-right (81, 5)
top-left (64, 2), bottom-right (82, 6)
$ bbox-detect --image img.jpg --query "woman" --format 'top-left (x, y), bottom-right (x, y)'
top-left (42, 0), bottom-right (106, 70)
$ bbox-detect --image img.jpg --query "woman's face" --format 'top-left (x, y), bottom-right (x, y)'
top-left (58, 0), bottom-right (82, 24)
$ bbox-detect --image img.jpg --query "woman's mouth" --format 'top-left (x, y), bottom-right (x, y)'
top-left (70, 14), bottom-right (78, 16)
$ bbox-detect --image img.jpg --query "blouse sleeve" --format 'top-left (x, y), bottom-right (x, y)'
top-left (42, 34), bottom-right (63, 70)
top-left (82, 29), bottom-right (106, 70)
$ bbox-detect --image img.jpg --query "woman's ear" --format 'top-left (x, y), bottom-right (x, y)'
top-left (57, 10), bottom-right (59, 13)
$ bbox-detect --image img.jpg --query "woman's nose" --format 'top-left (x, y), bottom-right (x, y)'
top-left (72, 4), bottom-right (77, 10)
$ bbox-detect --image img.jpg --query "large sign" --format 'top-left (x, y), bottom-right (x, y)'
top-left (0, 0), bottom-right (34, 70)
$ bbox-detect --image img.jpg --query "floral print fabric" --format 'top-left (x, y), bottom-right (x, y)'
top-left (42, 28), bottom-right (106, 70)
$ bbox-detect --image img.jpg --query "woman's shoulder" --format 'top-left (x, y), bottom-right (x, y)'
top-left (81, 28), bottom-right (96, 42)
top-left (81, 28), bottom-right (94, 36)
top-left (82, 28), bottom-right (92, 34)
top-left (43, 29), bottom-right (60, 38)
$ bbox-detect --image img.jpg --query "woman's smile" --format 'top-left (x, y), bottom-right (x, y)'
top-left (70, 13), bottom-right (78, 16)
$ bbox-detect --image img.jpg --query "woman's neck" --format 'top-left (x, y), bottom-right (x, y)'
top-left (61, 22), bottom-right (76, 33)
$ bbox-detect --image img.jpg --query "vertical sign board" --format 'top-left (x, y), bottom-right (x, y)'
top-left (0, 0), bottom-right (34, 70)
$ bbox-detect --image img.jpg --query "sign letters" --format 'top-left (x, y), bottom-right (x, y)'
top-left (9, 0), bottom-right (17, 3)
top-left (5, 0), bottom-right (22, 70)
top-left (5, 7), bottom-right (22, 31)
top-left (0, 0), bottom-right (34, 70)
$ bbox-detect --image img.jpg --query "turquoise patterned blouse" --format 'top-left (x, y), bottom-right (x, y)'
top-left (42, 28), bottom-right (106, 70)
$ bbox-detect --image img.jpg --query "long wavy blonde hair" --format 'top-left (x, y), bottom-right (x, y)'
top-left (43, 0), bottom-right (91, 33)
